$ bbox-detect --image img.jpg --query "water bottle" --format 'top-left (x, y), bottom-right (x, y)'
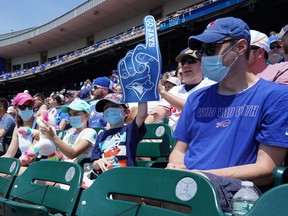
top-left (232, 181), bottom-right (259, 215)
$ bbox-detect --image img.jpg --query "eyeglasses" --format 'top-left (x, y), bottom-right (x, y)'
top-left (18, 104), bottom-right (33, 111)
top-left (200, 38), bottom-right (239, 56)
top-left (180, 57), bottom-right (198, 65)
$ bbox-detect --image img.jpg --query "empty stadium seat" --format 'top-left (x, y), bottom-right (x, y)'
top-left (73, 167), bottom-right (225, 216)
top-left (0, 161), bottom-right (83, 216)
top-left (136, 123), bottom-right (176, 167)
top-left (0, 157), bottom-right (20, 198)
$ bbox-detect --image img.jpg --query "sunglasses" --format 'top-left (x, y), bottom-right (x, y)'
top-left (200, 38), bottom-right (239, 56)
top-left (250, 45), bottom-right (260, 50)
top-left (180, 57), bottom-right (198, 65)
top-left (93, 85), bottom-right (105, 90)
top-left (18, 104), bottom-right (33, 111)
top-left (270, 44), bottom-right (281, 49)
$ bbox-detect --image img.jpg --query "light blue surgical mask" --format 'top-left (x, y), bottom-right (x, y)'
top-left (18, 108), bottom-right (34, 121)
top-left (103, 107), bottom-right (124, 127)
top-left (70, 116), bottom-right (84, 128)
top-left (201, 44), bottom-right (238, 82)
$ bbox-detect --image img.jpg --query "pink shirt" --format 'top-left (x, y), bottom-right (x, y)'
top-left (259, 62), bottom-right (288, 86)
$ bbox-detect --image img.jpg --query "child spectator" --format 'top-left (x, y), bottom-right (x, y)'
top-left (91, 93), bottom-right (147, 172)
top-left (41, 99), bottom-right (97, 188)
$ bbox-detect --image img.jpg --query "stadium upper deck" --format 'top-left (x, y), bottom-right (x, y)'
top-left (0, 0), bottom-right (287, 97)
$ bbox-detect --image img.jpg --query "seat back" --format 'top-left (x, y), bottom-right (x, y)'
top-left (56, 129), bottom-right (66, 139)
top-left (93, 127), bottom-right (106, 135)
top-left (0, 135), bottom-right (12, 155)
top-left (0, 157), bottom-right (20, 198)
top-left (74, 167), bottom-right (224, 216)
top-left (136, 123), bottom-right (175, 166)
top-left (5, 161), bottom-right (83, 215)
top-left (245, 184), bottom-right (288, 216)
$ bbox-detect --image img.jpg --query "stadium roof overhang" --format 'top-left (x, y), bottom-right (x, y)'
top-left (0, 0), bottom-right (166, 59)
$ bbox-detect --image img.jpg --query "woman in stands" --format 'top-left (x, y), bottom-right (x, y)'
top-left (1, 92), bottom-right (39, 174)
top-left (48, 93), bottom-right (70, 130)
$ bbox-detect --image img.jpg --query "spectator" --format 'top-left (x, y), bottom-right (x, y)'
top-left (161, 76), bottom-right (181, 92)
top-left (175, 64), bottom-right (184, 84)
top-left (269, 30), bottom-right (277, 36)
top-left (41, 99), bottom-right (96, 188)
top-left (49, 93), bottom-right (70, 130)
top-left (145, 48), bottom-right (215, 129)
top-left (110, 70), bottom-right (119, 86)
top-left (268, 35), bottom-right (284, 64)
top-left (278, 24), bottom-right (288, 61)
top-left (33, 93), bottom-right (48, 117)
top-left (168, 17), bottom-right (288, 213)
top-left (248, 30), bottom-right (270, 75)
top-left (90, 76), bottom-right (114, 100)
top-left (89, 77), bottom-right (115, 128)
top-left (91, 93), bottom-right (147, 172)
top-left (63, 90), bottom-right (76, 105)
top-left (248, 30), bottom-right (288, 86)
top-left (7, 106), bottom-right (16, 119)
top-left (79, 79), bottom-right (93, 101)
top-left (1, 93), bottom-right (38, 174)
top-left (0, 98), bottom-right (15, 151)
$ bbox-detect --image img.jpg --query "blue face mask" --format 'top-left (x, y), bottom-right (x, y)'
top-left (18, 108), bottom-right (34, 121)
top-left (103, 107), bottom-right (124, 127)
top-left (201, 44), bottom-right (238, 82)
top-left (70, 116), bottom-right (84, 128)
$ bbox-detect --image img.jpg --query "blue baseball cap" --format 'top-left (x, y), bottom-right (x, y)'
top-left (92, 77), bottom-right (114, 92)
top-left (188, 17), bottom-right (250, 50)
top-left (61, 99), bottom-right (90, 113)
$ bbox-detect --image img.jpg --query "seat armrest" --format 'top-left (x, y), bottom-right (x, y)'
top-left (273, 166), bottom-right (288, 186)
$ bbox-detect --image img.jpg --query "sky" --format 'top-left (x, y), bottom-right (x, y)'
top-left (0, 0), bottom-right (88, 34)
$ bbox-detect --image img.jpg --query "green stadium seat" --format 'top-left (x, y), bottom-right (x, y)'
top-left (0, 160), bottom-right (83, 216)
top-left (56, 130), bottom-right (66, 139)
top-left (0, 157), bottom-right (20, 198)
top-left (93, 127), bottom-right (106, 135)
top-left (136, 123), bottom-right (176, 167)
top-left (73, 167), bottom-right (225, 216)
top-left (0, 135), bottom-right (12, 155)
top-left (245, 184), bottom-right (288, 216)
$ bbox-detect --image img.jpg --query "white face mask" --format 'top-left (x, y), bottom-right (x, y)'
top-left (201, 43), bottom-right (238, 82)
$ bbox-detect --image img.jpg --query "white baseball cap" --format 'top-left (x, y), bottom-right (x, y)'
top-left (250, 30), bottom-right (270, 53)
top-left (163, 76), bottom-right (181, 86)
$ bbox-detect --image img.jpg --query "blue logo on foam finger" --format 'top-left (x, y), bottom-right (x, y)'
top-left (118, 15), bottom-right (162, 102)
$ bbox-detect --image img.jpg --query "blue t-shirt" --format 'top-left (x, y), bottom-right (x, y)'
top-left (91, 119), bottom-right (146, 167)
top-left (174, 79), bottom-right (288, 170)
top-left (54, 108), bottom-right (70, 130)
top-left (0, 114), bottom-right (15, 137)
top-left (89, 100), bottom-right (107, 128)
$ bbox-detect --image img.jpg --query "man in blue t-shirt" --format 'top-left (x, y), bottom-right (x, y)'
top-left (0, 98), bottom-right (15, 151)
top-left (168, 17), bottom-right (288, 212)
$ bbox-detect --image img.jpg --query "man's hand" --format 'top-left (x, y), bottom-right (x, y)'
top-left (166, 162), bottom-right (187, 170)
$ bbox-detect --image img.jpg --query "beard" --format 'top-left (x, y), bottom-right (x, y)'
top-left (268, 53), bottom-right (282, 64)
